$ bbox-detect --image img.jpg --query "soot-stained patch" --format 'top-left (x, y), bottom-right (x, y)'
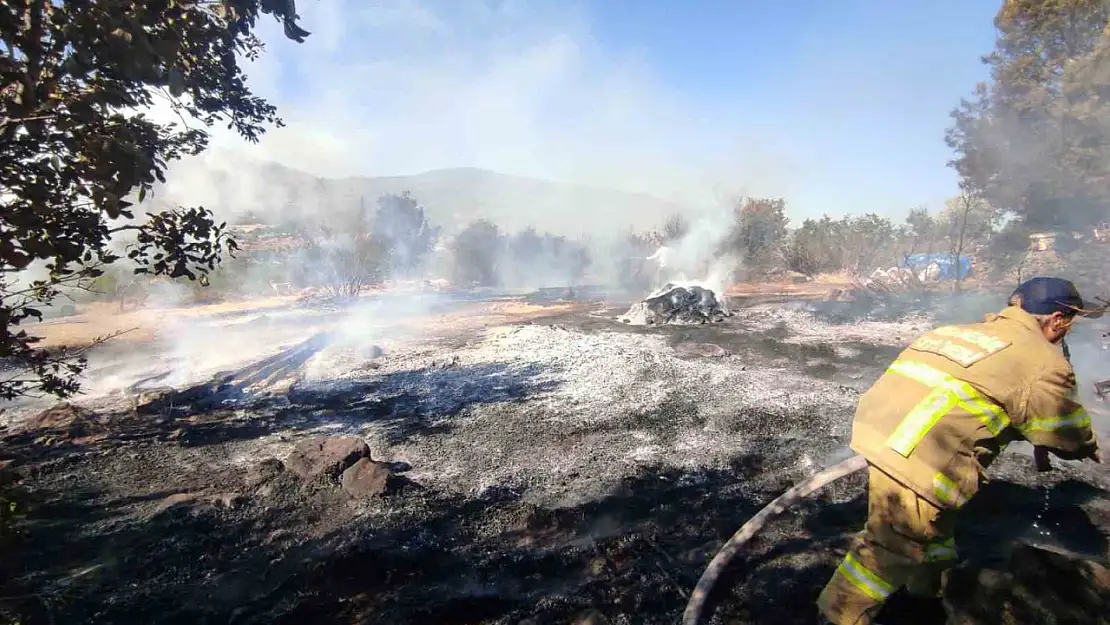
top-left (4, 298), bottom-right (1110, 625)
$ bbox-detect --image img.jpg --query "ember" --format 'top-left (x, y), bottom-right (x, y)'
top-left (619, 283), bottom-right (732, 326)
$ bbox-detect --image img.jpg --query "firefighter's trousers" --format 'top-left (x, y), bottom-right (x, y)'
top-left (816, 465), bottom-right (958, 625)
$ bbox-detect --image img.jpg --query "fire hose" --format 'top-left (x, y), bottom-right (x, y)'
top-left (681, 446), bottom-right (1074, 625)
top-left (681, 454), bottom-right (867, 625)
top-left (683, 333), bottom-right (1107, 624)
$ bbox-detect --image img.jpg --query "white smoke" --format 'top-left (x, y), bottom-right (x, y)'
top-left (642, 203), bottom-right (739, 297)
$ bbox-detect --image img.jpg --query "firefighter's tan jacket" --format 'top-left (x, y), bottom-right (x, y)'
top-left (851, 305), bottom-right (1098, 510)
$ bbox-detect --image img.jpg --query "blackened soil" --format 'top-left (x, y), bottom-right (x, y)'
top-left (5, 439), bottom-right (1107, 625)
top-left (2, 298), bottom-right (1109, 625)
top-left (530, 300), bottom-right (900, 387)
top-left (0, 437), bottom-right (871, 625)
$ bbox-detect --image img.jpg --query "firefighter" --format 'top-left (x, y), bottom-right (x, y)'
top-left (816, 276), bottom-right (1103, 625)
top-left (646, 243), bottom-right (672, 286)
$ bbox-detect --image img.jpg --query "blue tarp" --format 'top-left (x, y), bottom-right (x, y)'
top-left (902, 253), bottom-right (973, 281)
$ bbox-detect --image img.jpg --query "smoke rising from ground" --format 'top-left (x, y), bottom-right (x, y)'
top-left (9, 2), bottom-right (1053, 402)
top-left (139, 0), bottom-right (804, 241)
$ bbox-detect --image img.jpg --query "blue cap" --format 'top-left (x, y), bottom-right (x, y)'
top-left (1012, 277), bottom-right (1102, 318)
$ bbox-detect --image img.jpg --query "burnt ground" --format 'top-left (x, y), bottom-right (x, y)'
top-left (1, 292), bottom-right (1110, 625)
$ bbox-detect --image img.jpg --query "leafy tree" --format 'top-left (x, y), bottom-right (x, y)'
top-left (903, 206), bottom-right (939, 257)
top-left (986, 219), bottom-right (1035, 282)
top-left (941, 188), bottom-right (995, 290)
top-left (90, 263), bottom-right (148, 312)
top-left (451, 220), bottom-right (503, 287)
top-left (612, 229), bottom-right (657, 291)
top-left (785, 216), bottom-right (845, 276)
top-left (838, 214), bottom-right (898, 276)
top-left (0, 1), bottom-right (312, 399)
top-left (662, 213), bottom-right (690, 243)
top-left (784, 213), bottom-right (900, 277)
top-left (565, 237), bottom-right (592, 283)
top-left (784, 224), bottom-right (822, 276)
top-left (509, 227), bottom-right (545, 268)
top-left (731, 197), bottom-right (789, 272)
top-left (370, 192), bottom-right (438, 277)
top-left (940, 190), bottom-right (998, 249)
top-left (298, 206), bottom-right (387, 300)
top-left (502, 229), bottom-right (591, 287)
top-left (947, 0), bottom-right (1110, 230)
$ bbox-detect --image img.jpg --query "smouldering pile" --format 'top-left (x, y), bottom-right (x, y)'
top-left (618, 284), bottom-right (733, 326)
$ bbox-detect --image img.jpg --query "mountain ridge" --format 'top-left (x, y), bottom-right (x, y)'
top-left (152, 152), bottom-right (686, 238)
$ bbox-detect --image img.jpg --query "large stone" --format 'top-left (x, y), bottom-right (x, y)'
top-left (942, 543), bottom-right (1110, 625)
top-left (340, 458), bottom-right (395, 498)
top-left (284, 436), bottom-right (371, 483)
top-left (24, 403), bottom-right (103, 442)
top-left (28, 403), bottom-right (92, 429)
top-left (133, 387), bottom-right (176, 413)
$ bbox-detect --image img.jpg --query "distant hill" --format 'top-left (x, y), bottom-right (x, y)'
top-left (147, 151), bottom-right (685, 238)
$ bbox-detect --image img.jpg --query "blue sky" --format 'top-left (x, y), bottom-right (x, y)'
top-left (197, 0), bottom-right (1001, 225)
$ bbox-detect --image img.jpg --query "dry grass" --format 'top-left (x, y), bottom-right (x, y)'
top-left (27, 296), bottom-right (582, 351)
top-left (27, 296), bottom-right (302, 349)
top-left (725, 272), bottom-right (855, 298)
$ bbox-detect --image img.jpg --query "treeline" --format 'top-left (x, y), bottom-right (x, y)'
top-left (782, 192), bottom-right (1001, 278)
top-left (620, 193), bottom-right (1004, 282)
top-left (86, 186), bottom-right (1026, 311)
top-left (448, 220), bottom-right (591, 288)
top-left (88, 192), bottom-right (595, 306)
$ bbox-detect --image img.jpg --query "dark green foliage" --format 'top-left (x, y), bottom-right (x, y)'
top-left (0, 0), bottom-right (311, 399)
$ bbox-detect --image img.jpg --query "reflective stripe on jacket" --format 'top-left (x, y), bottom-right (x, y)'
top-left (850, 306), bottom-right (1099, 509)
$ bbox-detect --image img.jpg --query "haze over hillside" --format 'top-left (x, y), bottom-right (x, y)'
top-left (150, 150), bottom-right (686, 237)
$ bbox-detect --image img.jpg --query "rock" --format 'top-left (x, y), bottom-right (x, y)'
top-left (134, 387), bottom-right (176, 413)
top-left (24, 403), bottom-right (102, 441)
top-left (340, 457), bottom-right (395, 498)
top-left (942, 543), bottom-right (1110, 625)
top-left (284, 436), bottom-right (370, 483)
top-left (28, 403), bottom-right (91, 429)
top-left (245, 458), bottom-right (285, 487)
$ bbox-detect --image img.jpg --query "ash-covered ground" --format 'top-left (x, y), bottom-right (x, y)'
top-left (2, 291), bottom-right (1110, 625)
